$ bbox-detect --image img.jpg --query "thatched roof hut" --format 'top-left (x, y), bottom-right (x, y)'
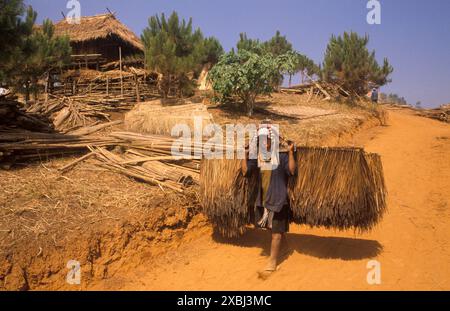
top-left (53, 13), bottom-right (144, 64)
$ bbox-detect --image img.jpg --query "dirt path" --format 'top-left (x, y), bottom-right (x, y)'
top-left (93, 109), bottom-right (450, 290)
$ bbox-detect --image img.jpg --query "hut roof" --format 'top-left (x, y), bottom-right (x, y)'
top-left (54, 13), bottom-right (144, 52)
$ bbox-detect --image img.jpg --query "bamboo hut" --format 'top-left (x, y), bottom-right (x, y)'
top-left (53, 13), bottom-right (144, 68)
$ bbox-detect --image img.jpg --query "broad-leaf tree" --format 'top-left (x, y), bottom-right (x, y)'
top-left (208, 50), bottom-right (283, 116)
top-left (277, 51), bottom-right (319, 86)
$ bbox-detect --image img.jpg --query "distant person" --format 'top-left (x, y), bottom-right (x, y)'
top-left (371, 88), bottom-right (379, 104)
top-left (241, 125), bottom-right (296, 274)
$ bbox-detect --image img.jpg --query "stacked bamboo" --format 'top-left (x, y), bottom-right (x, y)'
top-left (0, 100), bottom-right (53, 133)
top-left (200, 147), bottom-right (387, 237)
top-left (0, 129), bottom-right (200, 192)
top-left (86, 146), bottom-right (196, 192)
top-left (280, 81), bottom-right (351, 100)
top-left (0, 129), bottom-right (119, 163)
top-left (26, 94), bottom-right (130, 132)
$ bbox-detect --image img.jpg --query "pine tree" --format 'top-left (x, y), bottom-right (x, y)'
top-left (14, 19), bottom-right (71, 101)
top-left (0, 0), bottom-right (35, 81)
top-left (1, 1), bottom-right (71, 100)
top-left (141, 11), bottom-right (223, 98)
top-left (236, 33), bottom-right (262, 54)
top-left (322, 31), bottom-right (393, 95)
top-left (263, 30), bottom-right (293, 57)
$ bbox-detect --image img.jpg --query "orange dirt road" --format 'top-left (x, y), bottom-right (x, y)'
top-left (95, 109), bottom-right (450, 290)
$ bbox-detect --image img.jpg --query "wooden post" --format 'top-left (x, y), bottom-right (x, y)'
top-left (119, 46), bottom-right (123, 97)
top-left (106, 77), bottom-right (109, 97)
top-left (135, 74), bottom-right (140, 102)
top-left (44, 72), bottom-right (49, 104)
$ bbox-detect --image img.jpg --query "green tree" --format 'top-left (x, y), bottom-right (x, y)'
top-left (0, 0), bottom-right (35, 81)
top-left (384, 93), bottom-right (407, 105)
top-left (208, 50), bottom-right (283, 116)
top-left (322, 31), bottom-right (393, 95)
top-left (263, 30), bottom-right (293, 57)
top-left (200, 37), bottom-right (224, 65)
top-left (236, 31), bottom-right (319, 87)
top-left (13, 19), bottom-right (71, 101)
top-left (0, 1), bottom-right (71, 101)
top-left (236, 33), bottom-right (262, 54)
top-left (141, 11), bottom-right (223, 98)
top-left (278, 51), bottom-right (320, 86)
top-left (237, 31), bottom-right (293, 57)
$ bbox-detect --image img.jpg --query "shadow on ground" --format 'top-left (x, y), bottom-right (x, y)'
top-left (212, 228), bottom-right (383, 263)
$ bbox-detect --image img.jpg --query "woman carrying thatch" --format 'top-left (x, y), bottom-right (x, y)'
top-left (241, 125), bottom-right (296, 273)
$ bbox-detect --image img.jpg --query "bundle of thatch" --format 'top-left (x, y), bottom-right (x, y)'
top-left (200, 158), bottom-right (258, 237)
top-left (200, 147), bottom-right (387, 237)
top-left (288, 147), bottom-right (386, 232)
top-left (124, 100), bottom-right (212, 135)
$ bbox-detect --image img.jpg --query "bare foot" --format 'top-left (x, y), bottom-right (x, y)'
top-left (257, 260), bottom-right (277, 280)
top-left (265, 259), bottom-right (277, 272)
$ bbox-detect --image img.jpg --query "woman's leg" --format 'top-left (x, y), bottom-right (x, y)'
top-left (266, 233), bottom-right (283, 271)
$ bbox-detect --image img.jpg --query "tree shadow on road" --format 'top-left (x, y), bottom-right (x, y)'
top-left (212, 228), bottom-right (383, 264)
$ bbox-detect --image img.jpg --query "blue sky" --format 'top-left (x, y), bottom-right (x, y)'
top-left (26, 0), bottom-right (450, 108)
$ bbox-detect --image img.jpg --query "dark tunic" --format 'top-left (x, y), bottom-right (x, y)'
top-left (245, 153), bottom-right (294, 213)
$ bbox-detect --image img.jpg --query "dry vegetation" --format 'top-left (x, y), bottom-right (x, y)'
top-left (0, 157), bottom-right (199, 290)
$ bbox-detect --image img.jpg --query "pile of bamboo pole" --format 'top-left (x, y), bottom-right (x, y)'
top-left (0, 129), bottom-right (201, 192)
top-left (26, 94), bottom-right (134, 132)
top-left (0, 100), bottom-right (53, 133)
top-left (0, 129), bottom-right (119, 164)
top-left (279, 81), bottom-right (351, 101)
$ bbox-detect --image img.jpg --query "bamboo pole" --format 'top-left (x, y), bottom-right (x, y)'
top-left (135, 74), bottom-right (140, 102)
top-left (44, 72), bottom-right (49, 104)
top-left (119, 46), bottom-right (123, 97)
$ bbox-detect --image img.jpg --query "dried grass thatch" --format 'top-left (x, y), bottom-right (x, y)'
top-left (200, 158), bottom-right (258, 237)
top-left (288, 147), bottom-right (387, 232)
top-left (200, 147), bottom-right (387, 237)
top-left (53, 13), bottom-right (144, 51)
top-left (124, 100), bottom-right (213, 135)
